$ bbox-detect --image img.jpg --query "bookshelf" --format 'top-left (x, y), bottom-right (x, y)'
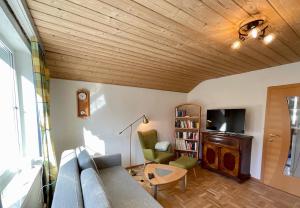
top-left (174, 104), bottom-right (201, 160)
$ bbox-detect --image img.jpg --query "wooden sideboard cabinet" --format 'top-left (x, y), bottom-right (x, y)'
top-left (202, 132), bottom-right (253, 181)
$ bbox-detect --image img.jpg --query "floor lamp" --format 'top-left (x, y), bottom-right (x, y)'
top-left (119, 114), bottom-right (149, 176)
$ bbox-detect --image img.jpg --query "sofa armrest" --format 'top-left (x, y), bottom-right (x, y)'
top-left (143, 149), bottom-right (156, 161)
top-left (93, 154), bottom-right (122, 170)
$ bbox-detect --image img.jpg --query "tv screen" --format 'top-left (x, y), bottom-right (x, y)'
top-left (206, 109), bottom-right (246, 133)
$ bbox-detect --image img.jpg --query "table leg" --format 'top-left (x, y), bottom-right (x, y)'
top-left (180, 175), bottom-right (187, 191)
top-left (152, 185), bottom-right (158, 199)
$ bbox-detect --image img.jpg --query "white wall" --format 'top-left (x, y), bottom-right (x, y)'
top-left (50, 79), bottom-right (186, 166)
top-left (187, 62), bottom-right (300, 179)
top-left (50, 62), bottom-right (300, 178)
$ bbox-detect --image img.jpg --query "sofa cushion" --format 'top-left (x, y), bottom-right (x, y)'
top-left (99, 166), bottom-right (162, 208)
top-left (76, 147), bottom-right (98, 173)
top-left (51, 150), bottom-right (83, 208)
top-left (93, 154), bottom-right (122, 170)
top-left (81, 168), bottom-right (111, 208)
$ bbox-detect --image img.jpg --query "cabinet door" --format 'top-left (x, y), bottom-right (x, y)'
top-left (220, 147), bottom-right (240, 177)
top-left (203, 142), bottom-right (218, 169)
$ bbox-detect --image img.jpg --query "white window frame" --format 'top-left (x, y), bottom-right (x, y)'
top-left (1, 39), bottom-right (23, 153)
top-left (0, 1), bottom-right (43, 207)
top-left (0, 39), bottom-right (24, 189)
top-left (0, 35), bottom-right (43, 208)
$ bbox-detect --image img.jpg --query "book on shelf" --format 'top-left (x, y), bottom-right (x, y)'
top-left (175, 138), bottom-right (198, 151)
top-left (180, 152), bottom-right (196, 157)
top-left (175, 132), bottom-right (199, 140)
top-left (175, 120), bottom-right (200, 129)
top-left (175, 108), bottom-right (186, 117)
top-left (175, 104), bottom-right (201, 160)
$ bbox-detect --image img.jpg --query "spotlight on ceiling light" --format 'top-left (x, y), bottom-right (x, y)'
top-left (263, 33), bottom-right (275, 44)
top-left (231, 40), bottom-right (242, 49)
top-left (250, 28), bottom-right (260, 38)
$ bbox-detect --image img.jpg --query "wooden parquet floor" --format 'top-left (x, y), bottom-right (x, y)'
top-left (132, 165), bottom-right (300, 208)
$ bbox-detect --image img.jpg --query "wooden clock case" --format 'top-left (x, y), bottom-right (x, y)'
top-left (77, 89), bottom-right (90, 118)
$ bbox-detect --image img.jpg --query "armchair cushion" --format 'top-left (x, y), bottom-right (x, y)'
top-left (169, 156), bottom-right (197, 170)
top-left (137, 130), bottom-right (157, 150)
top-left (155, 141), bottom-right (170, 152)
top-left (138, 129), bottom-right (174, 164)
top-left (153, 151), bottom-right (174, 164)
top-left (143, 149), bottom-right (156, 161)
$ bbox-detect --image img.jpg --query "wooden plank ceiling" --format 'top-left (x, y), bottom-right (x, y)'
top-left (26, 0), bottom-right (300, 92)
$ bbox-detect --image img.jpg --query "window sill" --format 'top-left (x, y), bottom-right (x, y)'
top-left (1, 165), bottom-right (43, 208)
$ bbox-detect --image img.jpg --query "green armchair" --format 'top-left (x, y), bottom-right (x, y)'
top-left (137, 129), bottom-right (174, 165)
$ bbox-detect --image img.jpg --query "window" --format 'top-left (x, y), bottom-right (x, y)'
top-left (0, 39), bottom-right (43, 208)
top-left (0, 3), bottom-right (41, 208)
top-left (0, 40), bottom-right (21, 188)
top-left (0, 38), bottom-right (41, 208)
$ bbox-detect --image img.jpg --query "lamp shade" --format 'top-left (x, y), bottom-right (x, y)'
top-left (143, 115), bottom-right (149, 124)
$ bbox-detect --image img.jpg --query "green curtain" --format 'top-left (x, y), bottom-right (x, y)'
top-left (31, 40), bottom-right (57, 206)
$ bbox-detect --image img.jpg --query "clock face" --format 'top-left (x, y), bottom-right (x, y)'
top-left (78, 92), bottom-right (87, 101)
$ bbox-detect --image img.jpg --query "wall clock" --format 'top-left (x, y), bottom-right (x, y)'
top-left (77, 89), bottom-right (90, 118)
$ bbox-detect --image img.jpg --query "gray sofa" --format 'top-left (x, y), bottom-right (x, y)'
top-left (52, 147), bottom-right (162, 208)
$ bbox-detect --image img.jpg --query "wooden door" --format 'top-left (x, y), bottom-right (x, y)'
top-left (262, 83), bottom-right (300, 197)
top-left (220, 147), bottom-right (240, 177)
top-left (203, 142), bottom-right (218, 170)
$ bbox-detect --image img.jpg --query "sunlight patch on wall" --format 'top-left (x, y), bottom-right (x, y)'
top-left (90, 94), bottom-right (106, 115)
top-left (83, 128), bottom-right (105, 155)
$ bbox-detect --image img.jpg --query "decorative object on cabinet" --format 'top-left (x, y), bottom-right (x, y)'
top-left (77, 89), bottom-right (90, 118)
top-left (202, 131), bottom-right (253, 182)
top-left (175, 104), bottom-right (201, 160)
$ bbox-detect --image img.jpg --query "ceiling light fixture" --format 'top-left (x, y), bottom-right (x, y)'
top-left (231, 40), bottom-right (242, 49)
top-left (250, 27), bottom-right (260, 39)
top-left (263, 33), bottom-right (275, 44)
top-left (231, 17), bottom-right (275, 49)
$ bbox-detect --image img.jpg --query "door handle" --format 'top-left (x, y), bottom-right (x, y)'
top-left (268, 133), bottom-right (279, 142)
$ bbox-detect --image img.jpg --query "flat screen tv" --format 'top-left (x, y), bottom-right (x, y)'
top-left (206, 109), bottom-right (246, 134)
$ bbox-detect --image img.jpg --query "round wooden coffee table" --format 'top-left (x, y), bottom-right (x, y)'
top-left (144, 164), bottom-right (187, 199)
